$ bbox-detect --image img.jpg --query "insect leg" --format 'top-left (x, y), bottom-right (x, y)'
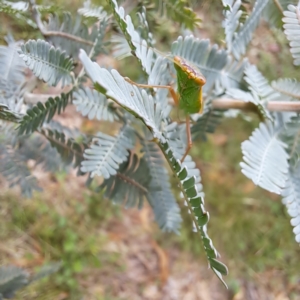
top-left (181, 115), bottom-right (192, 162)
top-left (124, 77), bottom-right (178, 106)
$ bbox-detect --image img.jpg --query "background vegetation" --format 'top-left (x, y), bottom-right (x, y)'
top-left (1, 0), bottom-right (300, 299)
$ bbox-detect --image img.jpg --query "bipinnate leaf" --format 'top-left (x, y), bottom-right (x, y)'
top-left (100, 153), bottom-right (150, 208)
top-left (18, 39), bottom-right (74, 87)
top-left (283, 4), bottom-right (300, 66)
top-left (81, 125), bottom-right (135, 179)
top-left (159, 135), bottom-right (228, 287)
top-left (73, 87), bottom-right (117, 121)
top-left (142, 140), bottom-right (182, 232)
top-left (18, 93), bottom-right (72, 135)
top-left (79, 49), bottom-right (165, 142)
top-left (240, 121), bottom-right (289, 194)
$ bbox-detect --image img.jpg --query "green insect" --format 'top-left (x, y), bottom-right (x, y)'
top-left (125, 54), bottom-right (206, 162)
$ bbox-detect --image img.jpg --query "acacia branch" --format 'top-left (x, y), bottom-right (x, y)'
top-left (212, 98), bottom-right (300, 112)
top-left (24, 92), bottom-right (300, 112)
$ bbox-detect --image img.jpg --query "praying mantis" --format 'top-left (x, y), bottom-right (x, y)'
top-left (125, 50), bottom-right (206, 162)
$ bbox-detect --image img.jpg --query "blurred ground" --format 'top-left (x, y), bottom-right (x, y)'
top-left (1, 109), bottom-right (300, 300)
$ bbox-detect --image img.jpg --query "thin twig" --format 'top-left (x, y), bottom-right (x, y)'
top-left (116, 172), bottom-right (148, 194)
top-left (273, 0), bottom-right (283, 14)
top-left (31, 5), bottom-right (93, 46)
top-left (212, 98), bottom-right (300, 112)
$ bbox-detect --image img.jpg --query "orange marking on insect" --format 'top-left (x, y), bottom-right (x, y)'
top-left (173, 56), bottom-right (206, 86)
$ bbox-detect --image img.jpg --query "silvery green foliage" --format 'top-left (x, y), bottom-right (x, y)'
top-left (226, 64), bottom-right (278, 120)
top-left (18, 39), bottom-right (74, 88)
top-left (240, 120), bottom-right (289, 194)
top-left (73, 87), bottom-right (118, 122)
top-left (141, 140), bottom-right (182, 232)
top-left (280, 115), bottom-right (300, 243)
top-left (0, 135), bottom-right (42, 198)
top-left (0, 105), bottom-right (21, 123)
top-left (283, 4), bottom-right (300, 65)
top-left (38, 121), bottom-right (89, 174)
top-left (45, 12), bottom-right (105, 59)
top-left (99, 153), bottom-right (151, 209)
top-left (17, 92), bottom-right (73, 135)
top-left (77, 0), bottom-right (108, 19)
top-left (109, 0), bottom-right (172, 86)
top-left (79, 49), bottom-right (165, 142)
top-left (159, 137), bottom-right (228, 286)
top-left (263, 0), bottom-right (297, 27)
top-left (3, 0), bottom-right (300, 288)
top-left (282, 169), bottom-right (300, 242)
top-left (136, 6), bottom-right (155, 48)
top-left (192, 109), bottom-right (224, 141)
top-left (0, 0), bottom-right (36, 28)
top-left (0, 0), bottom-right (28, 12)
top-left (109, 0), bottom-right (153, 75)
top-left (223, 0), bottom-right (269, 60)
top-left (80, 4), bottom-right (229, 285)
top-left (0, 37), bottom-right (25, 89)
top-left (0, 36), bottom-right (26, 113)
top-left (272, 78), bottom-right (300, 100)
top-left (81, 125), bottom-right (136, 178)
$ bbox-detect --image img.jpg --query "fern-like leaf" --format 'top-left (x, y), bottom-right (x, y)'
top-left (81, 125), bottom-right (135, 179)
top-left (227, 0), bottom-right (269, 60)
top-left (240, 120), bottom-right (289, 194)
top-left (79, 50), bottom-right (165, 142)
top-left (0, 144), bottom-right (42, 197)
top-left (0, 1), bottom-right (28, 12)
top-left (283, 4), bottom-right (300, 65)
top-left (0, 1), bottom-right (36, 28)
top-left (108, 0), bottom-right (156, 77)
top-left (159, 136), bottom-right (228, 287)
top-left (110, 2), bottom-right (205, 95)
top-left (77, 4), bottom-right (109, 59)
top-left (223, 0), bottom-right (243, 51)
top-left (272, 78), bottom-right (300, 100)
top-left (141, 140), bottom-right (182, 232)
top-left (139, 0), bottom-right (201, 30)
top-left (18, 39), bottom-right (74, 87)
top-left (17, 92), bottom-right (72, 135)
top-left (136, 6), bottom-right (155, 48)
top-left (281, 116), bottom-right (300, 243)
top-left (73, 87), bottom-right (118, 121)
top-left (282, 115), bottom-right (300, 167)
top-left (100, 153), bottom-right (150, 208)
top-left (192, 109), bottom-right (223, 141)
top-left (78, 1), bottom-right (108, 19)
top-left (282, 167), bottom-right (300, 243)
top-left (263, 0), bottom-right (294, 28)
top-left (17, 134), bottom-right (62, 173)
top-left (39, 126), bottom-right (86, 170)
top-left (226, 64), bottom-right (278, 120)
top-left (0, 104), bottom-right (21, 123)
top-left (0, 37), bottom-right (26, 88)
top-left (45, 12), bottom-right (105, 59)
top-left (219, 55), bottom-right (247, 89)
